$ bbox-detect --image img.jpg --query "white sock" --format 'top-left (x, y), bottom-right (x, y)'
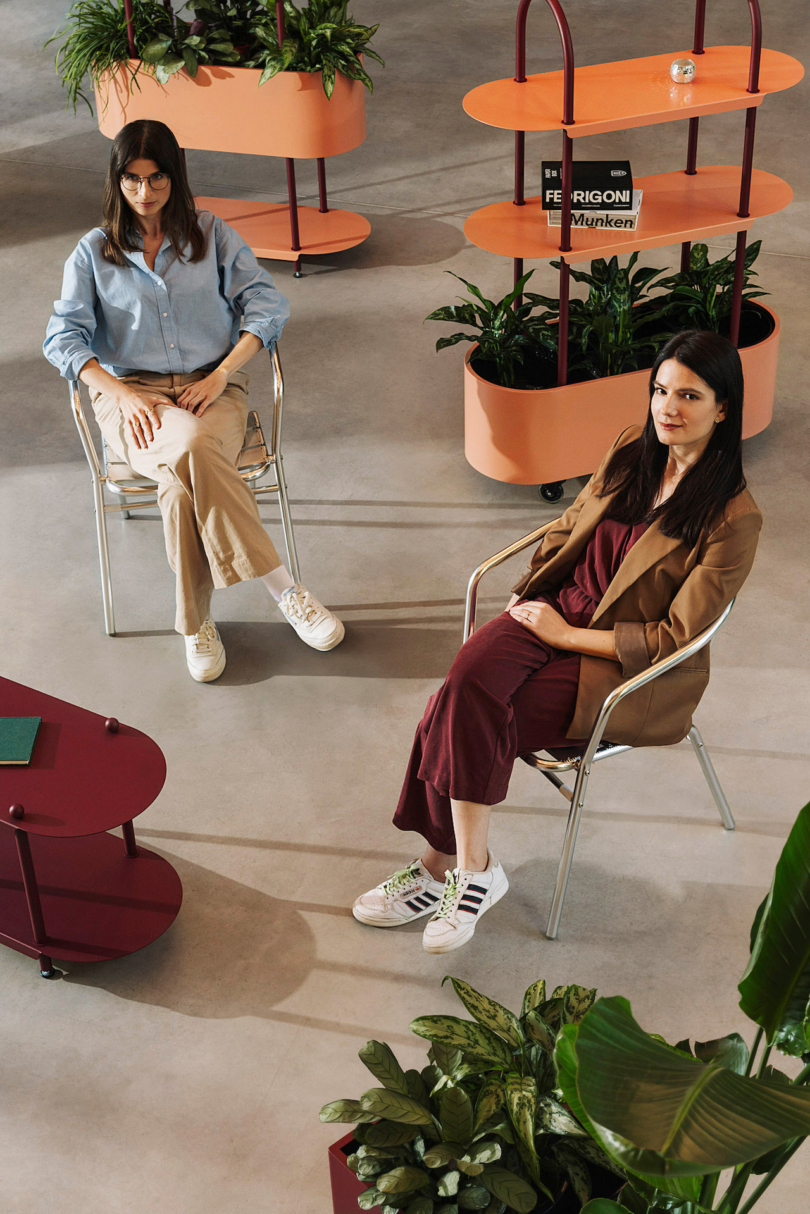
top-left (261, 565), bottom-right (296, 601)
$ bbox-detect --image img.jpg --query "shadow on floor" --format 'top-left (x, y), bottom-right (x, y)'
top-left (215, 620), bottom-right (460, 683)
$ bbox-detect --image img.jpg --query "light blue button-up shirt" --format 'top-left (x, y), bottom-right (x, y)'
top-left (43, 211), bottom-right (290, 381)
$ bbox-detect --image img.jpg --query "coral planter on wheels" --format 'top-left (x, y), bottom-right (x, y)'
top-left (460, 0), bottom-right (802, 494)
top-left (94, 1), bottom-right (371, 275)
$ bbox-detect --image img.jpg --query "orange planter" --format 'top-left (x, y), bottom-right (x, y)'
top-left (463, 305), bottom-right (780, 485)
top-left (95, 61), bottom-right (366, 159)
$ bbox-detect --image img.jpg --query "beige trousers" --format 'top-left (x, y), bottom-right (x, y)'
top-left (91, 370), bottom-right (281, 635)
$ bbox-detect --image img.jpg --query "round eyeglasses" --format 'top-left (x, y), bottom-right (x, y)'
top-left (120, 172), bottom-right (170, 192)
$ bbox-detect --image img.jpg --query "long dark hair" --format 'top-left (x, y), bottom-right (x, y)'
top-left (101, 120), bottom-right (206, 265)
top-left (600, 330), bottom-right (746, 548)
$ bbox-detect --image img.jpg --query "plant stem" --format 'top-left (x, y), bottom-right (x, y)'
top-left (735, 1137), bottom-right (805, 1214)
top-left (754, 1044), bottom-right (772, 1080)
top-left (716, 1163), bottom-right (755, 1214)
top-left (699, 1171), bottom-right (719, 1209)
top-left (744, 1029), bottom-right (763, 1078)
top-left (791, 1060), bottom-right (810, 1086)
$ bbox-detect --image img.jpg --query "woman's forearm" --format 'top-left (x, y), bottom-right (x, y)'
top-left (78, 358), bottom-right (124, 399)
top-left (216, 331), bottom-right (263, 377)
top-left (563, 626), bottom-right (618, 661)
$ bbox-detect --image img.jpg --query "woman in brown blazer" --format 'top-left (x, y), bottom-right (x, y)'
top-left (354, 329), bottom-right (762, 953)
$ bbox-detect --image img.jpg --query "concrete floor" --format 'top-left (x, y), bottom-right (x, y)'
top-left (1, 1), bottom-right (808, 1210)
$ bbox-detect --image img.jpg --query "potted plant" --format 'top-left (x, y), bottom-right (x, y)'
top-left (322, 801), bottom-right (810, 1213)
top-left (428, 246), bottom-right (780, 495)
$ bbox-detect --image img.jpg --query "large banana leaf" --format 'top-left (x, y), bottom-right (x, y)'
top-left (738, 801), bottom-right (810, 1055)
top-left (571, 997), bottom-right (810, 1175)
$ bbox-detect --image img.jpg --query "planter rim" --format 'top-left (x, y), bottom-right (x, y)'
top-left (114, 57), bottom-right (355, 84)
top-left (464, 300), bottom-right (779, 396)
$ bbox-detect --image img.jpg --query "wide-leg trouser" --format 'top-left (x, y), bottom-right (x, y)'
top-left (91, 370), bottom-right (282, 635)
top-left (393, 610), bottom-right (585, 855)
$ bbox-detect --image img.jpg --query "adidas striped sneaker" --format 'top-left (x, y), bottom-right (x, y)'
top-left (422, 856), bottom-right (509, 953)
top-left (352, 859), bottom-right (445, 928)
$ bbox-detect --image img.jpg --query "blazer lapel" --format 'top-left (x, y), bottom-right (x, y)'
top-left (591, 521), bottom-right (684, 624)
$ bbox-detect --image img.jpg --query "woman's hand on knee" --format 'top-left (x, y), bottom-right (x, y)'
top-left (116, 390), bottom-right (164, 450)
top-left (176, 368), bottom-right (228, 417)
top-left (509, 600), bottom-right (573, 649)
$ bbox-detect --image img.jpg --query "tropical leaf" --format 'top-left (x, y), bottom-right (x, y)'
top-left (319, 1098), bottom-right (376, 1123)
top-left (360, 1041), bottom-right (410, 1095)
top-left (360, 1121), bottom-right (421, 1148)
top-left (553, 1141), bottom-right (592, 1206)
top-left (410, 1016), bottom-right (514, 1069)
top-left (573, 996), bottom-right (810, 1175)
top-left (738, 802), bottom-right (810, 1055)
top-left (457, 1187), bottom-right (490, 1209)
top-left (567, 1134), bottom-right (626, 1178)
top-left (445, 977), bottom-right (523, 1048)
top-left (534, 1095), bottom-right (587, 1137)
top-left (474, 1079), bottom-right (505, 1133)
top-left (523, 1011), bottom-right (556, 1053)
top-left (431, 1042), bottom-right (464, 1076)
top-left (361, 1088), bottom-right (434, 1126)
top-left (580, 1204), bottom-right (634, 1214)
top-left (563, 985), bottom-right (598, 1025)
top-left (441, 1087), bottom-right (475, 1144)
top-left (358, 1189), bottom-right (386, 1210)
top-left (377, 1166), bottom-right (431, 1195)
top-left (407, 1069), bottom-right (431, 1106)
top-left (480, 1165), bottom-right (538, 1213)
top-left (424, 1143), bottom-right (465, 1168)
top-left (693, 1034), bottom-right (749, 1074)
top-left (407, 1199), bottom-right (435, 1214)
top-left (438, 1171), bottom-right (462, 1197)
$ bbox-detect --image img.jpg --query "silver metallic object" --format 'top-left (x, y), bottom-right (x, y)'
top-left (670, 57), bottom-right (697, 84)
top-left (464, 519), bottom-right (735, 940)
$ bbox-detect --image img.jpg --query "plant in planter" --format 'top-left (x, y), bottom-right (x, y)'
top-left (141, 18), bottom-right (240, 82)
top-left (321, 976), bottom-right (625, 1212)
top-left (654, 240), bottom-right (769, 336)
top-left (246, 0), bottom-right (383, 96)
top-left (559, 801), bottom-right (810, 1214)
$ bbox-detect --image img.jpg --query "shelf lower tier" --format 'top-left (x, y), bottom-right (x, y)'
top-left (197, 196), bottom-right (371, 261)
top-left (463, 45), bottom-right (804, 137)
top-left (0, 830), bottom-right (182, 965)
top-left (464, 166), bottom-right (791, 264)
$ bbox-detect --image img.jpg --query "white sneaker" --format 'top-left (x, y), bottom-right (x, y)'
top-left (278, 584), bottom-right (345, 651)
top-left (184, 617), bottom-right (226, 682)
top-left (422, 856), bottom-right (509, 954)
top-left (353, 860), bottom-right (445, 928)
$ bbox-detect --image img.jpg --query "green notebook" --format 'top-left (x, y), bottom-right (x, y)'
top-left (0, 717), bottom-right (42, 765)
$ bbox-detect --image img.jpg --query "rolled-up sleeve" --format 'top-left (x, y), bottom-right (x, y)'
top-left (215, 218), bottom-right (290, 349)
top-left (613, 508), bottom-right (762, 677)
top-left (43, 243), bottom-right (99, 380)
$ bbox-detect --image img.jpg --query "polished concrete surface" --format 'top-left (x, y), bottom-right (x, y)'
top-left (1, 1), bottom-right (809, 1211)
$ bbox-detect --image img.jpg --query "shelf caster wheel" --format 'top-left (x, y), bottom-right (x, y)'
top-left (538, 481), bottom-right (564, 503)
top-left (39, 954), bottom-right (57, 979)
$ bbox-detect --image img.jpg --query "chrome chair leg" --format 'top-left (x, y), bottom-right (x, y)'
top-left (546, 759), bottom-right (593, 940)
top-left (275, 455), bottom-right (301, 583)
top-left (688, 725), bottom-right (735, 830)
top-left (92, 475), bottom-right (116, 636)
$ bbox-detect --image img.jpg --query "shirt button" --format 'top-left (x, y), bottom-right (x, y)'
top-left (170, 344), bottom-right (175, 349)
top-left (163, 312), bottom-right (168, 317)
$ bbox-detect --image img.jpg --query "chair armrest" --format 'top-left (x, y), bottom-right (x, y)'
top-left (69, 378), bottom-right (104, 480)
top-left (463, 518), bottom-right (561, 641)
top-left (581, 597), bottom-right (735, 767)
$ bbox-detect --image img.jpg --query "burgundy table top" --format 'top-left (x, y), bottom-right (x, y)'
top-left (0, 677), bottom-right (166, 838)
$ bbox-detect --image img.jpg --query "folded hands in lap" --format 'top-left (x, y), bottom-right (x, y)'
top-left (175, 368), bottom-right (228, 416)
top-left (508, 599), bottom-right (573, 649)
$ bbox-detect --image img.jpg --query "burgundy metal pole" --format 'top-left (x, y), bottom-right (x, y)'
top-left (747, 0), bottom-right (762, 93)
top-left (277, 2), bottom-right (302, 274)
top-left (15, 830), bottom-right (47, 947)
top-left (276, 0), bottom-right (286, 41)
top-left (513, 258), bottom-right (524, 290)
top-left (317, 158), bottom-right (329, 213)
top-left (122, 820), bottom-right (139, 858)
top-left (514, 131), bottom-right (525, 207)
top-left (729, 229), bottom-right (747, 347)
top-left (515, 0), bottom-right (575, 126)
top-left (692, 0), bottom-right (707, 54)
top-left (738, 106), bottom-right (757, 217)
top-left (559, 131), bottom-right (572, 254)
top-left (686, 117), bottom-right (699, 175)
top-left (557, 262), bottom-right (570, 387)
top-left (124, 0), bottom-right (136, 57)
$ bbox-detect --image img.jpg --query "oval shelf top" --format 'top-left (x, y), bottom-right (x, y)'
top-left (463, 46), bottom-right (804, 137)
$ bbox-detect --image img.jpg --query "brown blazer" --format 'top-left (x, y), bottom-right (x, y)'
top-left (512, 426), bottom-right (762, 747)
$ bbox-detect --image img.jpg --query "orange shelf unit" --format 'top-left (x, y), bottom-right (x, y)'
top-left (464, 166), bottom-right (792, 263)
top-left (195, 197), bottom-right (371, 261)
top-left (463, 45), bottom-right (803, 137)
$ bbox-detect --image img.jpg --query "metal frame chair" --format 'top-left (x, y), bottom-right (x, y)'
top-left (464, 518), bottom-right (735, 940)
top-left (70, 344), bottom-right (300, 636)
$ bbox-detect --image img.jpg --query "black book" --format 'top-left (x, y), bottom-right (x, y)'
top-left (541, 160), bottom-right (633, 210)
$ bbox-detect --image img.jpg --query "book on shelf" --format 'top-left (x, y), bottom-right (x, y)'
top-left (547, 189), bottom-right (643, 229)
top-left (542, 160), bottom-right (633, 210)
top-left (0, 716), bottom-right (42, 765)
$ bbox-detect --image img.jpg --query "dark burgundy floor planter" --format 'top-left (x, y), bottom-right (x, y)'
top-left (329, 1132), bottom-right (370, 1214)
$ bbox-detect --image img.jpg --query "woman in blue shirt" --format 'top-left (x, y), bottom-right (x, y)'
top-left (44, 119), bottom-right (343, 681)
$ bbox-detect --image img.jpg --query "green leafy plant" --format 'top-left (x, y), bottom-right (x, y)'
top-left (46, 0), bottom-right (173, 111)
top-left (246, 0), bottom-right (383, 96)
top-left (425, 271), bottom-right (559, 391)
top-left (558, 801), bottom-right (810, 1214)
top-left (655, 241), bottom-right (768, 333)
top-left (141, 17), bottom-right (240, 83)
top-left (321, 976), bottom-right (624, 1212)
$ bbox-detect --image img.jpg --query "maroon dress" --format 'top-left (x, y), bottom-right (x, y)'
top-left (393, 518), bottom-right (649, 854)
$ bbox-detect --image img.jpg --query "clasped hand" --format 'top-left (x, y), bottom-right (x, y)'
top-left (175, 368), bottom-right (228, 416)
top-left (116, 369), bottom-right (228, 449)
top-left (508, 599), bottom-right (573, 649)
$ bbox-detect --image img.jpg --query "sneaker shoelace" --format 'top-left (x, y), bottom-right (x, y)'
top-left (435, 870), bottom-right (461, 919)
top-left (284, 587), bottom-right (325, 625)
top-left (381, 861), bottom-right (422, 898)
top-left (191, 620), bottom-right (218, 655)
